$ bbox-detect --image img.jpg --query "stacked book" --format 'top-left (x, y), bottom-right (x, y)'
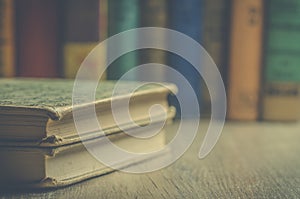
top-left (0, 78), bottom-right (176, 188)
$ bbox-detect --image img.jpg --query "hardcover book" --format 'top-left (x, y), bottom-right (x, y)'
top-left (15, 0), bottom-right (59, 77)
top-left (261, 0), bottom-right (300, 121)
top-left (0, 124), bottom-right (169, 188)
top-left (0, 0), bottom-right (15, 77)
top-left (138, 0), bottom-right (168, 82)
top-left (61, 0), bottom-right (104, 79)
top-left (0, 78), bottom-right (176, 188)
top-left (107, 0), bottom-right (139, 80)
top-left (0, 79), bottom-right (176, 145)
top-left (168, 0), bottom-right (203, 117)
top-left (227, 0), bottom-right (264, 120)
top-left (202, 0), bottom-right (230, 116)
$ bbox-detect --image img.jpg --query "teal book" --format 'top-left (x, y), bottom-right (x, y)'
top-left (262, 0), bottom-right (300, 121)
top-left (107, 0), bottom-right (139, 80)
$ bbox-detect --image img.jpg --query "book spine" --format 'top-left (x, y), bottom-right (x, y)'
top-left (201, 0), bottom-right (230, 116)
top-left (0, 0), bottom-right (15, 77)
top-left (15, 0), bottom-right (59, 77)
top-left (107, 0), bottom-right (139, 80)
top-left (62, 0), bottom-right (103, 79)
top-left (100, 0), bottom-right (108, 42)
top-left (262, 0), bottom-right (300, 121)
top-left (168, 0), bottom-right (203, 117)
top-left (137, 0), bottom-right (168, 82)
top-left (227, 0), bottom-right (264, 120)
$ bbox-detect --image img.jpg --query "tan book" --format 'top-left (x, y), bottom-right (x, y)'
top-left (262, 83), bottom-right (300, 121)
top-left (0, 0), bottom-right (15, 77)
top-left (0, 123), bottom-right (170, 188)
top-left (0, 78), bottom-right (176, 145)
top-left (227, 0), bottom-right (264, 120)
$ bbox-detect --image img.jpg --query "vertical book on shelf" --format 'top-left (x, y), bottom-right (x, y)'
top-left (15, 0), bottom-right (59, 77)
top-left (0, 0), bottom-right (15, 77)
top-left (107, 0), bottom-right (139, 80)
top-left (261, 0), bottom-right (300, 121)
top-left (227, 0), bottom-right (264, 120)
top-left (168, 0), bottom-right (203, 117)
top-left (61, 0), bottom-right (103, 79)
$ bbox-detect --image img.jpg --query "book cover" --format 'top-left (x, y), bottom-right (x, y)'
top-left (61, 0), bottom-right (104, 79)
top-left (261, 0), bottom-right (300, 121)
top-left (0, 125), bottom-right (169, 188)
top-left (168, 0), bottom-right (203, 117)
top-left (0, 78), bottom-right (176, 143)
top-left (107, 0), bottom-right (139, 80)
top-left (0, 0), bottom-right (15, 77)
top-left (201, 0), bottom-right (230, 116)
top-left (137, 0), bottom-right (168, 82)
top-left (15, 0), bottom-right (59, 77)
top-left (227, 0), bottom-right (264, 120)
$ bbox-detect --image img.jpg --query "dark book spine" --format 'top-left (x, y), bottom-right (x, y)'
top-left (168, 0), bottom-right (203, 117)
top-left (201, 0), bottom-right (230, 116)
top-left (137, 0), bottom-right (168, 82)
top-left (107, 0), bottom-right (139, 80)
top-left (15, 0), bottom-right (59, 77)
top-left (61, 0), bottom-right (102, 79)
top-left (262, 0), bottom-right (300, 121)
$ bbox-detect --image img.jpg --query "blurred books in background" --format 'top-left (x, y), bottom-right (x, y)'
top-left (0, 0), bottom-right (300, 121)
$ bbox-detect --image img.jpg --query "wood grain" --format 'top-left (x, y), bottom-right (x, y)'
top-left (1, 120), bottom-right (300, 198)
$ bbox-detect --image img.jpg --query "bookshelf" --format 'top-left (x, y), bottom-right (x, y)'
top-left (1, 0), bottom-right (299, 121)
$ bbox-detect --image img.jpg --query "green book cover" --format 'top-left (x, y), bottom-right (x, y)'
top-left (262, 0), bottom-right (300, 121)
top-left (264, 0), bottom-right (300, 83)
top-left (107, 0), bottom-right (139, 80)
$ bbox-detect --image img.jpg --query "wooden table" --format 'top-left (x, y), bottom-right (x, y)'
top-left (1, 120), bottom-right (300, 198)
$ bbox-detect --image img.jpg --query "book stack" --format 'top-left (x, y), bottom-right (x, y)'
top-left (0, 78), bottom-right (176, 188)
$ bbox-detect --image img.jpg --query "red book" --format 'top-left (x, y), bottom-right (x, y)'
top-left (15, 0), bottom-right (59, 77)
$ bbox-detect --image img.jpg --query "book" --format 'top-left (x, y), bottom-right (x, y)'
top-left (261, 0), bottom-right (300, 121)
top-left (168, 0), bottom-right (203, 117)
top-left (15, 0), bottom-right (59, 77)
top-left (0, 78), bottom-right (176, 144)
top-left (137, 0), bottom-right (168, 82)
top-left (61, 0), bottom-right (105, 79)
top-left (227, 0), bottom-right (264, 120)
top-left (0, 122), bottom-right (170, 188)
top-left (0, 0), bottom-right (15, 77)
top-left (107, 0), bottom-right (139, 80)
top-left (202, 0), bottom-right (230, 116)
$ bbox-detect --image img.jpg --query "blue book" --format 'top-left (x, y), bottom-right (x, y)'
top-left (168, 0), bottom-right (203, 118)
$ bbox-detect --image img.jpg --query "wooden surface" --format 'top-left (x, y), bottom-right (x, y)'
top-left (1, 120), bottom-right (300, 198)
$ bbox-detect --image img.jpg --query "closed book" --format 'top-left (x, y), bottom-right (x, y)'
top-left (227, 0), bottom-right (264, 120)
top-left (0, 124), bottom-right (169, 188)
top-left (0, 78), bottom-right (176, 145)
top-left (168, 0), bottom-right (203, 117)
top-left (0, 0), bottom-right (15, 77)
top-left (261, 0), bottom-right (300, 121)
top-left (15, 0), bottom-right (59, 77)
top-left (138, 0), bottom-right (168, 82)
top-left (61, 0), bottom-right (105, 79)
top-left (107, 0), bottom-right (139, 80)
top-left (202, 0), bottom-right (230, 116)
